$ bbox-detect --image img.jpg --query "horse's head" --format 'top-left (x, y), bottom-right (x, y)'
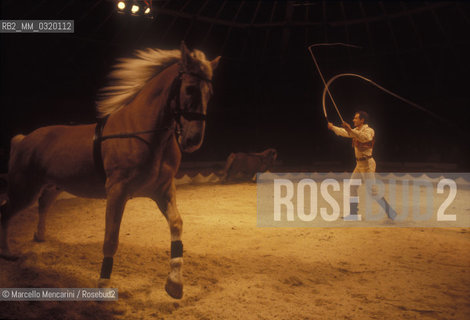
top-left (174, 43), bottom-right (220, 153)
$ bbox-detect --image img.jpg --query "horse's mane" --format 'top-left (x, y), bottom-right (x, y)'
top-left (96, 48), bottom-right (181, 118)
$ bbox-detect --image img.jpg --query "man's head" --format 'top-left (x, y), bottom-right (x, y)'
top-left (353, 111), bottom-right (369, 128)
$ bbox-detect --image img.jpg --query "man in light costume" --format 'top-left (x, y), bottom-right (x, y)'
top-left (328, 111), bottom-right (397, 221)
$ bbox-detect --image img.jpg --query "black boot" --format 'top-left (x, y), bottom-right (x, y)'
top-left (350, 202), bottom-right (358, 215)
top-left (343, 202), bottom-right (360, 221)
top-left (377, 197), bottom-right (397, 220)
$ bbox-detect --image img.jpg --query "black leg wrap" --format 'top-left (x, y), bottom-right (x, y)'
top-left (171, 240), bottom-right (183, 258)
top-left (100, 257), bottom-right (113, 279)
top-left (349, 202), bottom-right (358, 215)
top-left (378, 197), bottom-right (398, 220)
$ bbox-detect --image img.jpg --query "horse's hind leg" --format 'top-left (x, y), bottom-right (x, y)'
top-left (153, 182), bottom-right (183, 299)
top-left (0, 177), bottom-right (43, 260)
top-left (0, 203), bottom-right (15, 260)
top-left (34, 186), bottom-right (61, 242)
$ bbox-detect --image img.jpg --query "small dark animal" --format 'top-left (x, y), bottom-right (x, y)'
top-left (221, 148), bottom-right (277, 182)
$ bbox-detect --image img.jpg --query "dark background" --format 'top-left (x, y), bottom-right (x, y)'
top-left (1, 0), bottom-right (469, 172)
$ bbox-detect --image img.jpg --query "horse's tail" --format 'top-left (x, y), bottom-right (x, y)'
top-left (0, 172), bottom-right (8, 221)
top-left (0, 174), bottom-right (7, 209)
top-left (0, 135), bottom-right (26, 212)
top-left (11, 134), bottom-right (25, 150)
top-left (221, 153), bottom-right (236, 182)
top-left (8, 135), bottom-right (25, 170)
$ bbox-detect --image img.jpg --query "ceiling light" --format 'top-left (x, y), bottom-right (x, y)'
top-left (131, 4), bottom-right (140, 14)
top-left (117, 1), bottom-right (126, 10)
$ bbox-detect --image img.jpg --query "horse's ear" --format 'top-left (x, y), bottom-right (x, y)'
top-left (211, 56), bottom-right (221, 71)
top-left (180, 41), bottom-right (194, 70)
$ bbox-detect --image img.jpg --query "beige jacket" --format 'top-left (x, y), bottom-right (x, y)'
top-left (331, 124), bottom-right (375, 159)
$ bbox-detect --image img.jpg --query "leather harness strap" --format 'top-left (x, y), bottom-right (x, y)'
top-left (93, 116), bottom-right (109, 181)
top-left (92, 117), bottom-right (173, 181)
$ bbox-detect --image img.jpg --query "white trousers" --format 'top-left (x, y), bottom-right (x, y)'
top-left (350, 158), bottom-right (376, 197)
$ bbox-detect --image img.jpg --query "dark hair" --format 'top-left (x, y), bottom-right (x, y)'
top-left (355, 111), bottom-right (369, 123)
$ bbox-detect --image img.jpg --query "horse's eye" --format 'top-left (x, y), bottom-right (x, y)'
top-left (185, 86), bottom-right (198, 95)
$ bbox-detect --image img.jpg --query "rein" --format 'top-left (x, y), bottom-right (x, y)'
top-left (93, 67), bottom-right (211, 179)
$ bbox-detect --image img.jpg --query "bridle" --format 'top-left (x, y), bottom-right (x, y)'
top-left (169, 69), bottom-right (212, 135)
top-left (93, 66), bottom-right (212, 178)
top-left (96, 67), bottom-right (211, 141)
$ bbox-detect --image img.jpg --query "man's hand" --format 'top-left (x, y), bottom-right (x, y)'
top-left (327, 122), bottom-right (333, 130)
top-left (342, 121), bottom-right (352, 133)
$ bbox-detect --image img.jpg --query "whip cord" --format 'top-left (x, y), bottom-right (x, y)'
top-left (308, 43), bottom-right (361, 122)
top-left (308, 43), bottom-right (452, 127)
top-left (321, 73), bottom-right (451, 125)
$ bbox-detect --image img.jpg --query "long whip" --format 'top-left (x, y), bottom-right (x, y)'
top-left (321, 73), bottom-right (454, 127)
top-left (307, 43), bottom-right (362, 122)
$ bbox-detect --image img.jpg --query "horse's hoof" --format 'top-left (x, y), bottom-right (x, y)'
top-left (33, 232), bottom-right (45, 242)
top-left (165, 278), bottom-right (183, 299)
top-left (0, 252), bottom-right (19, 261)
top-left (98, 278), bottom-right (111, 288)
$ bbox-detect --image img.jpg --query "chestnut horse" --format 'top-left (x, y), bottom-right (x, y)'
top-left (221, 148), bottom-right (277, 182)
top-left (0, 43), bottom-right (220, 299)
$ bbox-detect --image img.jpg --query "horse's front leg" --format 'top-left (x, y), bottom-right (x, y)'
top-left (98, 183), bottom-right (128, 287)
top-left (153, 182), bottom-right (183, 299)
